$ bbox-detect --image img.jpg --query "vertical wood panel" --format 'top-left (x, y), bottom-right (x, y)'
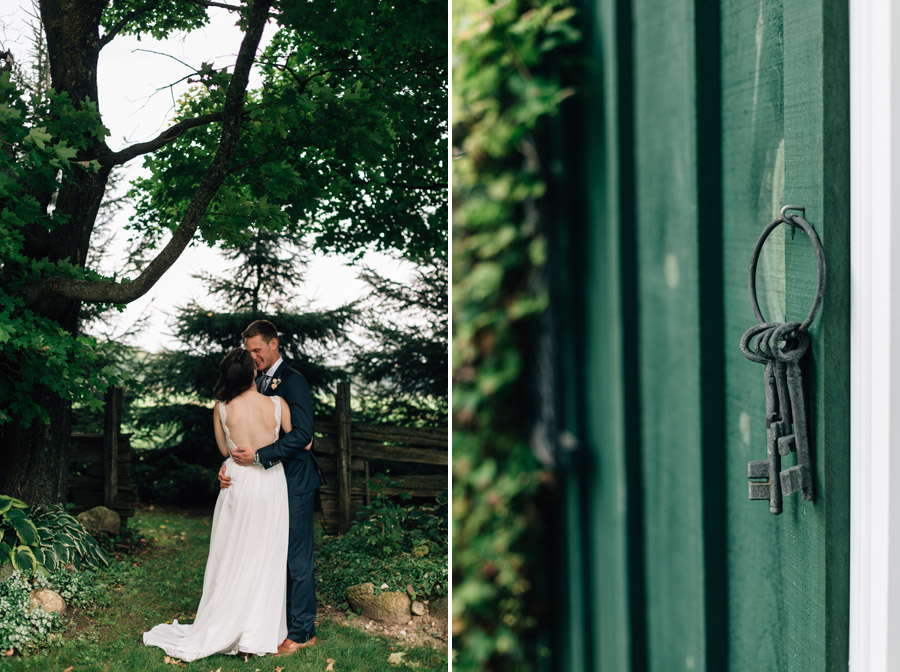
top-left (720, 1), bottom-right (789, 670)
top-left (631, 0), bottom-right (726, 668)
top-left (558, 0), bottom-right (849, 668)
top-left (720, 0), bottom-right (849, 670)
top-left (782, 1), bottom-right (850, 669)
top-left (554, 0), bottom-right (642, 669)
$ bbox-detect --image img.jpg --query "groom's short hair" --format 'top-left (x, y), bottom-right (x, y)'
top-left (242, 319), bottom-right (278, 343)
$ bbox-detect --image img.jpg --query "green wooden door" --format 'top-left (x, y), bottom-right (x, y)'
top-left (553, 1), bottom-right (850, 670)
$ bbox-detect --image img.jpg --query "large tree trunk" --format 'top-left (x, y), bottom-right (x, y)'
top-left (1, 0), bottom-right (269, 507)
top-left (0, 0), bottom-right (109, 507)
top-left (0, 390), bottom-right (72, 506)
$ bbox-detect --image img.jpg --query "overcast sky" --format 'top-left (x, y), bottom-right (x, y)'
top-left (2, 3), bottom-right (417, 353)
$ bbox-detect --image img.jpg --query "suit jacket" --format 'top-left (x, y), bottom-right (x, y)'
top-left (256, 361), bottom-right (325, 494)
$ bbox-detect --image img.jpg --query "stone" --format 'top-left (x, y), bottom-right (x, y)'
top-left (411, 600), bottom-right (426, 616)
top-left (76, 506), bottom-right (120, 535)
top-left (346, 582), bottom-right (412, 625)
top-left (406, 585), bottom-right (415, 597)
top-left (29, 588), bottom-right (66, 614)
top-left (429, 596), bottom-right (448, 619)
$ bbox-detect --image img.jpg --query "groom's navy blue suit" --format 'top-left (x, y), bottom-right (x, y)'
top-left (255, 361), bottom-right (324, 643)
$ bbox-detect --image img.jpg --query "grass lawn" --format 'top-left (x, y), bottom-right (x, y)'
top-left (2, 509), bottom-right (447, 672)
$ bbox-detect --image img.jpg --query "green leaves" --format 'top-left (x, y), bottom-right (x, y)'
top-left (452, 0), bottom-right (579, 669)
top-left (0, 500), bottom-right (108, 578)
top-left (0, 495), bottom-right (26, 516)
top-left (11, 545), bottom-right (37, 573)
top-left (126, 0), bottom-right (446, 264)
top-left (4, 509), bottom-right (39, 547)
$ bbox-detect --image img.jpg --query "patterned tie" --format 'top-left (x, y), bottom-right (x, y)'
top-left (261, 374), bottom-right (271, 393)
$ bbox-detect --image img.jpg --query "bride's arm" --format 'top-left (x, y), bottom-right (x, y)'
top-left (213, 402), bottom-right (229, 458)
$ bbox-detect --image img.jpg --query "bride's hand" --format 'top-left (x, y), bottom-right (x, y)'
top-left (305, 440), bottom-right (312, 451)
top-left (218, 462), bottom-right (231, 489)
top-left (231, 445), bottom-right (256, 466)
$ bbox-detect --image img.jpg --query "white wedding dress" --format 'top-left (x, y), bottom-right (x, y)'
top-left (143, 396), bottom-right (289, 661)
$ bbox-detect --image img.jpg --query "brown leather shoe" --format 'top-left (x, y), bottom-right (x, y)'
top-left (276, 636), bottom-right (317, 656)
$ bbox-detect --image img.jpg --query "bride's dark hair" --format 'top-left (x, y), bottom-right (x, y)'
top-left (214, 348), bottom-right (256, 402)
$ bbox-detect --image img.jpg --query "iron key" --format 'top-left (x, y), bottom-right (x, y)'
top-left (769, 322), bottom-right (813, 501)
top-left (741, 322), bottom-right (784, 514)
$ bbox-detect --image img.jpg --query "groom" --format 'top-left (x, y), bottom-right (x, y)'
top-left (220, 319), bottom-right (325, 655)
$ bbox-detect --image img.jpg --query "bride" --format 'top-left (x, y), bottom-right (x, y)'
top-left (143, 348), bottom-right (292, 661)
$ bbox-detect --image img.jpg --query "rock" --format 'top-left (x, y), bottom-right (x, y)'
top-left (77, 506), bottom-right (120, 535)
top-left (430, 596), bottom-right (448, 619)
top-left (0, 563), bottom-right (14, 582)
top-left (411, 600), bottom-right (426, 616)
top-left (29, 588), bottom-right (66, 614)
top-left (346, 582), bottom-right (412, 625)
top-left (406, 585), bottom-right (415, 597)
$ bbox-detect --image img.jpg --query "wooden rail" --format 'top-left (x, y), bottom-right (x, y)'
top-left (316, 384), bottom-right (448, 534)
top-left (66, 385), bottom-right (447, 535)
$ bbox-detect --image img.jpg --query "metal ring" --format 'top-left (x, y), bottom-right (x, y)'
top-left (768, 321), bottom-right (811, 363)
top-left (740, 322), bottom-right (779, 364)
top-left (749, 213), bottom-right (826, 332)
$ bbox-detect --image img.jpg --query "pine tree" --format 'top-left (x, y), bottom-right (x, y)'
top-left (133, 229), bottom-right (356, 505)
top-left (352, 257), bottom-right (447, 427)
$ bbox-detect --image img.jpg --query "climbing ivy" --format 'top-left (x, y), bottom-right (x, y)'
top-left (452, 0), bottom-right (578, 669)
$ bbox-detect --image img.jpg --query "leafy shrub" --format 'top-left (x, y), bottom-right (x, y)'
top-left (0, 570), bottom-right (63, 654)
top-left (452, 0), bottom-right (579, 668)
top-left (32, 506), bottom-right (108, 571)
top-left (0, 495), bottom-right (41, 573)
top-left (316, 535), bottom-right (447, 608)
top-left (133, 443), bottom-right (220, 507)
top-left (316, 481), bottom-right (448, 608)
top-left (0, 497), bottom-right (108, 577)
top-left (33, 568), bottom-right (111, 611)
top-left (0, 566), bottom-right (113, 655)
top-left (345, 475), bottom-right (448, 557)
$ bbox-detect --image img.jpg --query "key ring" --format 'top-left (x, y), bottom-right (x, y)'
top-left (748, 207), bottom-right (826, 332)
top-left (740, 322), bottom-right (780, 364)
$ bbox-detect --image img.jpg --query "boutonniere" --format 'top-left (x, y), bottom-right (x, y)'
top-left (271, 378), bottom-right (282, 390)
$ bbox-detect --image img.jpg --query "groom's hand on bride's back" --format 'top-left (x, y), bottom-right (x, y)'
top-left (224, 440), bottom-right (314, 483)
top-left (231, 445), bottom-right (256, 467)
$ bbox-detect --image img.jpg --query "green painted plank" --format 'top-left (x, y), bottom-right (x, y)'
top-left (781, 1), bottom-right (850, 669)
top-left (553, 0), bottom-right (643, 670)
top-left (631, 0), bottom-right (727, 669)
top-left (720, 1), bottom-right (849, 670)
top-left (720, 1), bottom-right (791, 670)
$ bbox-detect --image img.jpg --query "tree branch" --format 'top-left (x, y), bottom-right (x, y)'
top-left (27, 0), bottom-right (273, 305)
top-left (98, 0), bottom-right (162, 49)
top-left (184, 0), bottom-right (245, 12)
top-left (99, 111), bottom-right (224, 167)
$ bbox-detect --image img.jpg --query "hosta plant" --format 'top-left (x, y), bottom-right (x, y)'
top-left (0, 496), bottom-right (108, 575)
top-left (0, 495), bottom-right (40, 572)
top-left (32, 506), bottom-right (109, 571)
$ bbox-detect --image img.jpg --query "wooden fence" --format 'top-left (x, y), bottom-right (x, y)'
top-left (66, 384), bottom-right (447, 535)
top-left (314, 382), bottom-right (448, 534)
top-left (68, 387), bottom-right (136, 523)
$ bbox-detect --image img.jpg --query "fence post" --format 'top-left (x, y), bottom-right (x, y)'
top-left (102, 387), bottom-right (122, 508)
top-left (336, 381), bottom-right (352, 533)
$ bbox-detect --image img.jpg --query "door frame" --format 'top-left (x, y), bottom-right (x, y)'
top-left (849, 0), bottom-right (900, 668)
